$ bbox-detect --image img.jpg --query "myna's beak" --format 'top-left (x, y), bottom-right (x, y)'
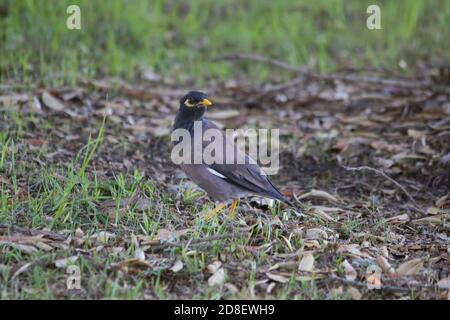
top-left (199, 98), bottom-right (213, 107)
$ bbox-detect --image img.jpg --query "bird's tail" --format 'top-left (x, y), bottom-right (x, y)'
top-left (265, 180), bottom-right (295, 207)
top-left (263, 187), bottom-right (294, 207)
top-left (272, 193), bottom-right (295, 207)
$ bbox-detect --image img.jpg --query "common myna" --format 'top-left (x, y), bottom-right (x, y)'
top-left (172, 91), bottom-right (292, 219)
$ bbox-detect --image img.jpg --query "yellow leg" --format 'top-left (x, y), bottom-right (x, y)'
top-left (229, 199), bottom-right (238, 218)
top-left (204, 203), bottom-right (226, 220)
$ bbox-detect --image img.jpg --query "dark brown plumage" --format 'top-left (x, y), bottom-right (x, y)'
top-left (172, 91), bottom-right (292, 218)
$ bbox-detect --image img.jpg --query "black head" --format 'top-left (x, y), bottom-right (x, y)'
top-left (173, 91), bottom-right (213, 129)
top-left (179, 91), bottom-right (212, 109)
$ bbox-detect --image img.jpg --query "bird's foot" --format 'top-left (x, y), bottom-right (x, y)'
top-left (229, 199), bottom-right (238, 218)
top-left (203, 203), bottom-right (226, 220)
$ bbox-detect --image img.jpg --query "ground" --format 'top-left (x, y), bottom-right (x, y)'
top-left (0, 70), bottom-right (449, 299)
top-left (0, 0), bottom-right (449, 300)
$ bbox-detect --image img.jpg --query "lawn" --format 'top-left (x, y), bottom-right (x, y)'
top-left (1, 0), bottom-right (450, 84)
top-left (0, 0), bottom-right (449, 300)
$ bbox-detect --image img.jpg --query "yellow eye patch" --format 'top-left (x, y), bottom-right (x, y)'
top-left (184, 99), bottom-right (196, 107)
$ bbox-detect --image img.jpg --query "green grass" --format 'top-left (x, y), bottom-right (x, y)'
top-left (0, 112), bottom-right (300, 299)
top-left (0, 1), bottom-right (447, 300)
top-left (0, 0), bottom-right (449, 85)
top-left (0, 80), bottom-right (445, 300)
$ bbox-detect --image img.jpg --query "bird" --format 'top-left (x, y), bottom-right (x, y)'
top-left (172, 91), bottom-right (293, 220)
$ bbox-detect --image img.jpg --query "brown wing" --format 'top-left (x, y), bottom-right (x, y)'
top-left (202, 119), bottom-right (291, 204)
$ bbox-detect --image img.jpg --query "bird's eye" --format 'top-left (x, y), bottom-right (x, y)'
top-left (184, 98), bottom-right (196, 107)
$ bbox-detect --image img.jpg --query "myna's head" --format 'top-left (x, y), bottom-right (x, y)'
top-left (174, 91), bottom-right (213, 129)
top-left (180, 91), bottom-right (212, 112)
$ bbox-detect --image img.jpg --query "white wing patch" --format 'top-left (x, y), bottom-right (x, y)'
top-left (207, 167), bottom-right (227, 179)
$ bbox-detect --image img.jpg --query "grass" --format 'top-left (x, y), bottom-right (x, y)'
top-left (1, 80), bottom-right (447, 299)
top-left (0, 0), bottom-right (448, 301)
top-left (1, 0), bottom-right (449, 85)
top-left (0, 112), bottom-right (294, 299)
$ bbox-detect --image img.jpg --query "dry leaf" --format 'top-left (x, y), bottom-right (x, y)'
top-left (386, 214), bottom-right (410, 223)
top-left (426, 207), bottom-right (441, 215)
top-left (337, 244), bottom-right (370, 258)
top-left (436, 194), bottom-right (449, 208)
top-left (268, 261), bottom-right (297, 271)
top-left (140, 67), bottom-right (161, 82)
top-left (380, 246), bottom-right (389, 259)
top-left (96, 231), bottom-right (114, 244)
top-left (407, 129), bottom-right (425, 139)
top-left (156, 228), bottom-right (190, 242)
top-left (170, 260), bottom-right (183, 273)
top-left (224, 283), bottom-right (239, 294)
top-left (298, 190), bottom-right (340, 204)
top-left (266, 273), bottom-right (290, 283)
top-left (10, 263), bottom-right (32, 281)
top-left (307, 207), bottom-right (337, 222)
top-left (330, 285), bottom-right (344, 297)
top-left (295, 275), bottom-right (315, 281)
top-left (75, 228), bottom-right (84, 239)
top-left (35, 241), bottom-right (53, 251)
top-left (207, 110), bottom-right (240, 120)
top-left (396, 258), bottom-right (423, 276)
top-left (413, 215), bottom-right (448, 224)
top-left (366, 272), bottom-right (382, 289)
top-left (208, 268), bottom-right (225, 286)
top-left (8, 243), bottom-right (38, 254)
top-left (23, 139), bottom-right (46, 147)
top-left (207, 261), bottom-right (222, 274)
top-left (266, 282), bottom-right (276, 294)
top-left (112, 247), bottom-right (124, 255)
top-left (134, 248), bottom-right (145, 261)
top-left (312, 206), bottom-right (343, 214)
top-left (113, 258), bottom-right (152, 272)
top-left (437, 277), bottom-right (450, 290)
top-left (0, 94), bottom-right (29, 106)
top-left (304, 239), bottom-right (321, 249)
top-left (416, 143), bottom-right (436, 156)
top-left (55, 255), bottom-right (78, 269)
top-left (342, 260), bottom-right (357, 281)
top-left (376, 256), bottom-right (395, 274)
top-left (137, 125), bottom-right (171, 137)
top-left (305, 228), bottom-right (328, 240)
top-left (42, 91), bottom-right (65, 112)
top-left (156, 229), bottom-right (173, 242)
top-left (281, 235), bottom-right (293, 252)
top-left (298, 252), bottom-right (315, 272)
top-left (346, 286), bottom-right (362, 300)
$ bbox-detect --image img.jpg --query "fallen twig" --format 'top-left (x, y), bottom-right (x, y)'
top-left (9, 263), bottom-right (33, 283)
top-left (150, 231), bottom-right (250, 251)
top-left (216, 53), bottom-right (450, 94)
top-left (0, 224), bottom-right (67, 241)
top-left (215, 53), bottom-right (308, 73)
top-left (327, 276), bottom-right (438, 293)
top-left (342, 165), bottom-right (425, 214)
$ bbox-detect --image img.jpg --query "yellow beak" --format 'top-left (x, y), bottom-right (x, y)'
top-left (199, 98), bottom-right (213, 107)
